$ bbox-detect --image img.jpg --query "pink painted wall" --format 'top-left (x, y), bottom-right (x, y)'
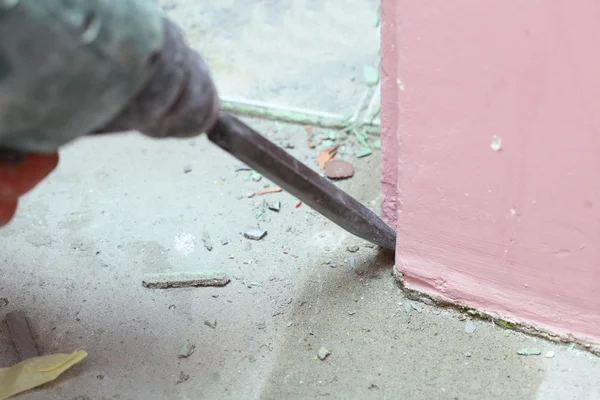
top-left (381, 0), bottom-right (600, 343)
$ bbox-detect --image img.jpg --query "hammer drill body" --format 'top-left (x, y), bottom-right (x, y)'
top-left (0, 0), bottom-right (219, 153)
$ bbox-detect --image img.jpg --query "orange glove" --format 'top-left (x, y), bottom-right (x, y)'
top-left (0, 152), bottom-right (59, 226)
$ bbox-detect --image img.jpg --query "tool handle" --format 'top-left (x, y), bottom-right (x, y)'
top-left (0, 148), bottom-right (26, 164)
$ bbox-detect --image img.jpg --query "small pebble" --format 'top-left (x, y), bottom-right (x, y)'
top-left (204, 319), bottom-right (217, 329)
top-left (183, 165), bottom-right (192, 174)
top-left (178, 343), bottom-right (196, 358)
top-left (347, 245), bottom-right (359, 253)
top-left (244, 228), bottom-right (267, 241)
top-left (317, 347), bottom-right (331, 361)
top-left (464, 352), bottom-right (472, 358)
top-left (517, 347), bottom-right (542, 356)
top-left (545, 351), bottom-right (555, 358)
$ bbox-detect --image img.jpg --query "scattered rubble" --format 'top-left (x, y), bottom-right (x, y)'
top-left (517, 348), bottom-right (542, 356)
top-left (354, 147), bottom-right (373, 158)
top-left (176, 371), bottom-right (190, 384)
top-left (202, 232), bottom-right (213, 251)
top-left (142, 271), bottom-right (231, 289)
top-left (317, 347), bottom-right (331, 361)
top-left (244, 228), bottom-right (268, 240)
top-left (324, 159), bottom-right (354, 179)
top-left (268, 201), bottom-right (281, 212)
top-left (178, 343), bottom-right (196, 358)
top-left (255, 186), bottom-right (282, 196)
top-left (204, 319), bottom-right (217, 329)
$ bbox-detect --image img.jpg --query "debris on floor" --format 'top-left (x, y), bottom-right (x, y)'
top-left (464, 320), bottom-right (478, 334)
top-left (249, 171), bottom-right (262, 182)
top-left (354, 146), bottom-right (373, 158)
top-left (317, 147), bottom-right (338, 169)
top-left (410, 302), bottom-right (423, 314)
top-left (317, 347), bottom-right (331, 361)
top-left (142, 271), bottom-right (231, 289)
top-left (324, 159), bottom-right (355, 179)
top-left (176, 371), bottom-right (190, 384)
top-left (202, 232), bottom-right (213, 251)
top-left (178, 343), bottom-right (196, 359)
top-left (244, 228), bottom-right (268, 240)
top-left (0, 350), bottom-right (89, 400)
top-left (545, 351), bottom-right (556, 358)
top-left (347, 245), bottom-right (359, 253)
top-left (183, 165), bottom-right (192, 174)
top-left (268, 201), bottom-right (281, 212)
top-left (255, 186), bottom-right (282, 196)
top-left (517, 348), bottom-right (542, 356)
top-left (204, 319), bottom-right (217, 329)
top-left (362, 65), bottom-right (380, 87)
top-left (1, 313), bottom-right (88, 400)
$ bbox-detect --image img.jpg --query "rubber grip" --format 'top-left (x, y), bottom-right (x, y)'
top-left (0, 148), bottom-right (26, 164)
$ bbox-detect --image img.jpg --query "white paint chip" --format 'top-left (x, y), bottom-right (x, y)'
top-left (545, 351), bottom-right (555, 358)
top-left (396, 79), bottom-right (405, 91)
top-left (490, 136), bottom-right (502, 151)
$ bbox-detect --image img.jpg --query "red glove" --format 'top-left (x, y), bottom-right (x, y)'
top-left (0, 153), bottom-right (59, 226)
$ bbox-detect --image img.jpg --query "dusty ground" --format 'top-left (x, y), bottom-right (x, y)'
top-left (2, 1), bottom-right (600, 399)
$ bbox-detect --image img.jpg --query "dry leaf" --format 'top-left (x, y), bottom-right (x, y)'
top-left (255, 186), bottom-right (282, 196)
top-left (317, 147), bottom-right (337, 169)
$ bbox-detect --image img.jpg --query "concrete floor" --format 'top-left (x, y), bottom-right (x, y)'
top-left (2, 1), bottom-right (600, 399)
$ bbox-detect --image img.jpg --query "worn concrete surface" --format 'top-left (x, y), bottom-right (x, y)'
top-left (2, 1), bottom-right (600, 399)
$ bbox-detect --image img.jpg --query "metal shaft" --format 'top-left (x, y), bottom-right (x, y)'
top-left (207, 113), bottom-right (397, 250)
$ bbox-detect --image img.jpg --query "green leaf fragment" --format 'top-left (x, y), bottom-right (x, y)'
top-left (363, 65), bottom-right (380, 87)
top-left (496, 320), bottom-right (514, 330)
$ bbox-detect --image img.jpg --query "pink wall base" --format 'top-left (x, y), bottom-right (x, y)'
top-left (381, 0), bottom-right (600, 343)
